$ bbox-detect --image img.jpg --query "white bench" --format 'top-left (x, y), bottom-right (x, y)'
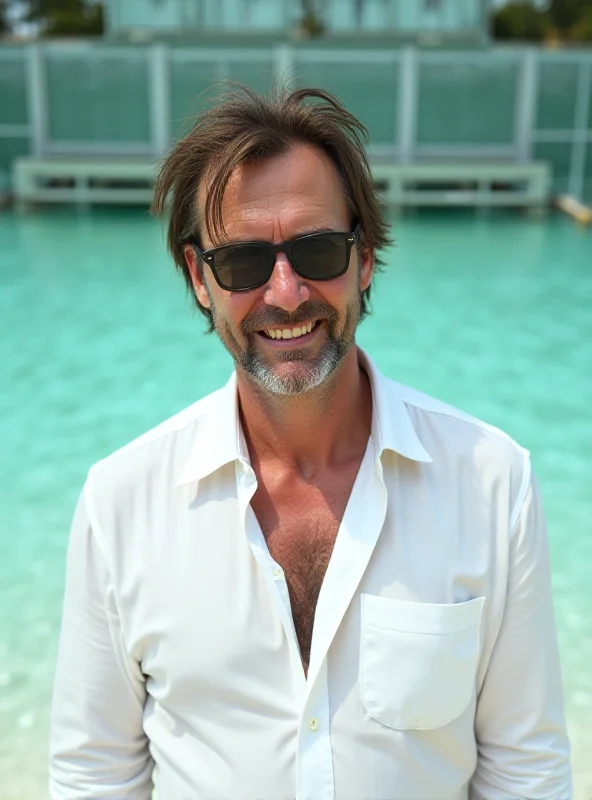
top-left (13, 156), bottom-right (157, 208)
top-left (370, 160), bottom-right (551, 210)
top-left (13, 156), bottom-right (551, 212)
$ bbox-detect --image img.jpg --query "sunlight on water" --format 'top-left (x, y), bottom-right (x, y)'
top-left (0, 207), bottom-right (590, 798)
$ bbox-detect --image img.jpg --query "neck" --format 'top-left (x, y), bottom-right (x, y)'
top-left (236, 347), bottom-right (372, 478)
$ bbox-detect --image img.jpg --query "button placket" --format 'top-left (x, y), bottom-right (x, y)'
top-left (297, 661), bottom-right (334, 799)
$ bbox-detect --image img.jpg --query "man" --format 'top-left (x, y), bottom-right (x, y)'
top-left (50, 86), bottom-right (572, 799)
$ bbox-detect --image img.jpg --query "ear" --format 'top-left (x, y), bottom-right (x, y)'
top-left (183, 244), bottom-right (211, 309)
top-left (359, 245), bottom-right (374, 293)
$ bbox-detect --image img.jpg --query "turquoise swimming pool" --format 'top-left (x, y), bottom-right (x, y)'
top-left (0, 207), bottom-right (590, 798)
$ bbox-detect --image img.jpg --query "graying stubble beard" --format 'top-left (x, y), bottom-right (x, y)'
top-left (247, 334), bottom-right (346, 396)
top-left (206, 283), bottom-right (362, 397)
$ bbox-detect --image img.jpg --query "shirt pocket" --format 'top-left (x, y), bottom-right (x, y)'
top-left (360, 593), bottom-right (484, 730)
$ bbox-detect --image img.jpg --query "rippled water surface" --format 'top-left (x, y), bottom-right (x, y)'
top-left (1, 207), bottom-right (591, 798)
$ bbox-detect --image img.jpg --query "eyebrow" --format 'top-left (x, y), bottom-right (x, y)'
top-left (225, 227), bottom-right (338, 245)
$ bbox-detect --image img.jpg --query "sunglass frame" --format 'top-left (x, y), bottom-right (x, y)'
top-left (191, 224), bottom-right (361, 292)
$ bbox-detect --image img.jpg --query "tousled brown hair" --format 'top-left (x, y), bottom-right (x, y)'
top-left (152, 83), bottom-right (391, 330)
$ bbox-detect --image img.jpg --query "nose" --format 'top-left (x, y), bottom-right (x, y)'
top-left (262, 253), bottom-right (310, 312)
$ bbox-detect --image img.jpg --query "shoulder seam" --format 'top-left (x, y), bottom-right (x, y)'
top-left (91, 402), bottom-right (204, 474)
top-left (84, 466), bottom-right (108, 558)
top-left (402, 395), bottom-right (531, 533)
top-left (403, 398), bottom-right (520, 450)
top-left (509, 449), bottom-right (532, 533)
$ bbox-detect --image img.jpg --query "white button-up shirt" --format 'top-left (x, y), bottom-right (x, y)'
top-left (49, 350), bottom-right (572, 799)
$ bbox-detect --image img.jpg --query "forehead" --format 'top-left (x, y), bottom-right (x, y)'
top-left (197, 143), bottom-right (351, 241)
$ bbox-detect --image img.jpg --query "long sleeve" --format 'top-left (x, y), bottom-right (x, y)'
top-left (49, 479), bottom-right (153, 799)
top-left (470, 464), bottom-right (572, 799)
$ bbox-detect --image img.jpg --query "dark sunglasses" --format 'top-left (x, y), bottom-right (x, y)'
top-left (190, 225), bottom-right (361, 292)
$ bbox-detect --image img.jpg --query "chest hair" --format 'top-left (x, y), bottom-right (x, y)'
top-left (251, 482), bottom-right (353, 673)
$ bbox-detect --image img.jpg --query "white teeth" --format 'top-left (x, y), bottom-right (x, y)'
top-left (264, 322), bottom-right (316, 340)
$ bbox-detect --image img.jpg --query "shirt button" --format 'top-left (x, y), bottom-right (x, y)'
top-left (273, 566), bottom-right (284, 580)
top-left (308, 717), bottom-right (319, 732)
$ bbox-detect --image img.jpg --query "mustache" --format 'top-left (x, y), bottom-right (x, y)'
top-left (241, 300), bottom-right (338, 334)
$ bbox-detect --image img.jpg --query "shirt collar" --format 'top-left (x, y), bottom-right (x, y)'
top-left (177, 347), bottom-right (432, 486)
top-left (176, 372), bottom-right (247, 486)
top-left (358, 348), bottom-right (432, 465)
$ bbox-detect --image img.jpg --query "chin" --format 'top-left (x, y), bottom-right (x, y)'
top-left (250, 358), bottom-right (338, 397)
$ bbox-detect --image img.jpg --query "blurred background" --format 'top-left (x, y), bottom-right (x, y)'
top-left (1, 1), bottom-right (591, 798)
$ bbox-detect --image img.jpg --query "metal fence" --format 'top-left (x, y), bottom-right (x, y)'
top-left (1, 41), bottom-right (591, 200)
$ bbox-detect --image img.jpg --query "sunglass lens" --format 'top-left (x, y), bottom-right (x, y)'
top-left (292, 233), bottom-right (349, 280)
top-left (214, 245), bottom-right (270, 290)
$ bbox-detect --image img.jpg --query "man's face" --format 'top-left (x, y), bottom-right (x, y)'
top-left (183, 143), bottom-right (374, 396)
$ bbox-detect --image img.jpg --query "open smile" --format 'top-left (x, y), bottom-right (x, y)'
top-left (256, 320), bottom-right (322, 346)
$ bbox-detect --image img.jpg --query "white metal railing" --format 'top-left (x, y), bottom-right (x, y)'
top-left (1, 42), bottom-right (592, 198)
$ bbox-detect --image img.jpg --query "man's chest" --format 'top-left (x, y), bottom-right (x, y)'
top-left (249, 469), bottom-right (360, 670)
top-left (130, 452), bottom-right (493, 677)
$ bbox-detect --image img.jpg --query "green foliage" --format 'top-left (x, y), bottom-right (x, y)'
top-left (0, 0), bottom-right (9, 35)
top-left (26, 0), bottom-right (104, 36)
top-left (492, 2), bottom-right (548, 41)
top-left (492, 0), bottom-right (592, 42)
top-left (299, 10), bottom-right (326, 37)
top-left (297, 0), bottom-right (326, 37)
top-left (570, 7), bottom-right (592, 40)
top-left (549, 0), bottom-right (586, 35)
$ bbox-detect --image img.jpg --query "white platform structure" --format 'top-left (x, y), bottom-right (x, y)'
top-left (13, 156), bottom-right (157, 208)
top-left (13, 156), bottom-right (551, 211)
top-left (371, 160), bottom-right (551, 209)
top-left (2, 44), bottom-right (592, 205)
